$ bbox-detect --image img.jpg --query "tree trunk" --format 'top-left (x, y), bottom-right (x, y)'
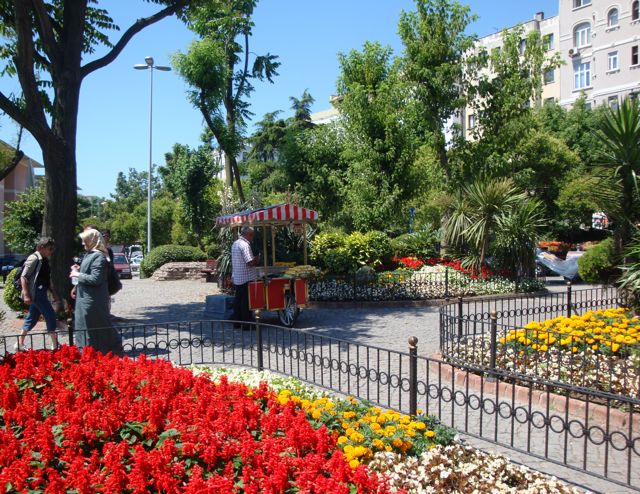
top-left (41, 139), bottom-right (78, 304)
top-left (223, 149), bottom-right (233, 188)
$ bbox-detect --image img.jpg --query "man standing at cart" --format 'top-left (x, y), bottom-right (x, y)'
top-left (231, 226), bottom-right (260, 329)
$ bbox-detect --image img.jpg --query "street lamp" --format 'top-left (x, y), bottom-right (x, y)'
top-left (134, 56), bottom-right (171, 253)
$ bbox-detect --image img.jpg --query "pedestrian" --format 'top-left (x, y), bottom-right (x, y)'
top-left (16, 237), bottom-right (61, 351)
top-left (231, 226), bottom-right (261, 329)
top-left (69, 228), bottom-right (123, 356)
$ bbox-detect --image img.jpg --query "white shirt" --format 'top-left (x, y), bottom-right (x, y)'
top-left (231, 236), bottom-right (257, 285)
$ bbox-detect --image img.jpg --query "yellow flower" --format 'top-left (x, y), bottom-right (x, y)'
top-left (337, 436), bottom-right (348, 445)
top-left (349, 459), bottom-right (360, 469)
top-left (425, 430), bottom-right (435, 438)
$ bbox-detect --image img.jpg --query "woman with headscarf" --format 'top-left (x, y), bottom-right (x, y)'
top-left (69, 229), bottom-right (123, 356)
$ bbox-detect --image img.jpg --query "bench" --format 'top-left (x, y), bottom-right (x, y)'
top-left (201, 259), bottom-right (218, 283)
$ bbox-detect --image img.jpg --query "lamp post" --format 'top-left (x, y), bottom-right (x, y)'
top-left (134, 56), bottom-right (170, 253)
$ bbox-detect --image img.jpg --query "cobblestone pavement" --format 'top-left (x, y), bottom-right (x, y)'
top-left (1, 276), bottom-right (629, 493)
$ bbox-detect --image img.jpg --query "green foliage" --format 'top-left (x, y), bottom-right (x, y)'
top-left (140, 245), bottom-right (207, 278)
top-left (578, 238), bottom-right (618, 283)
top-left (445, 178), bottom-right (544, 275)
top-left (173, 0), bottom-right (280, 200)
top-left (160, 143), bottom-right (221, 246)
top-left (618, 233), bottom-right (640, 307)
top-left (311, 231), bottom-right (391, 274)
top-left (110, 167), bottom-right (161, 213)
top-left (3, 182), bottom-right (44, 253)
top-left (2, 268), bottom-right (25, 312)
top-left (134, 195), bottom-right (176, 248)
top-left (390, 231), bottom-right (439, 258)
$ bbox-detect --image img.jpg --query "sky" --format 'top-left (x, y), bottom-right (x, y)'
top-left (0, 0), bottom-right (558, 198)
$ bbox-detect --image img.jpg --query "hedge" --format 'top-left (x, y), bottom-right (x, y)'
top-left (140, 245), bottom-right (207, 278)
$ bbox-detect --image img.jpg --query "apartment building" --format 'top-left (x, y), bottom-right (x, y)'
top-left (0, 140), bottom-right (43, 255)
top-left (559, 0), bottom-right (640, 108)
top-left (462, 13), bottom-right (561, 138)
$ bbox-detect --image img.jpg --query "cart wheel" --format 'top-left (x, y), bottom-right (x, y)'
top-left (278, 293), bottom-right (300, 328)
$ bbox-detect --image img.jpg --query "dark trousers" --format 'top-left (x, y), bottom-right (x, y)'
top-left (233, 283), bottom-right (254, 328)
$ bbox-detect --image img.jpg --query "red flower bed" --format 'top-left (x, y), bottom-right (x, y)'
top-left (0, 348), bottom-right (392, 493)
top-left (393, 257), bottom-right (510, 279)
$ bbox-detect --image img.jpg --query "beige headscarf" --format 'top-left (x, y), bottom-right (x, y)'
top-left (79, 229), bottom-right (110, 261)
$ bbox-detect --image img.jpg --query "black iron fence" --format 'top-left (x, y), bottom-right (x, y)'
top-left (439, 285), bottom-right (633, 396)
top-left (309, 269), bottom-right (543, 302)
top-left (1, 314), bottom-right (639, 491)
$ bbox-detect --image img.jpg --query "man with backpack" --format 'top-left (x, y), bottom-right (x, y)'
top-left (15, 237), bottom-right (61, 351)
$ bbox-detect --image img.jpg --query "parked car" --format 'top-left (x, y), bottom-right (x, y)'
top-left (0, 255), bottom-right (22, 282)
top-left (129, 254), bottom-right (143, 276)
top-left (112, 253), bottom-right (132, 279)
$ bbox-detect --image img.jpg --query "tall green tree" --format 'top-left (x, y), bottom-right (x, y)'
top-left (109, 167), bottom-right (162, 213)
top-left (397, 0), bottom-right (478, 180)
top-left (0, 0), bottom-right (192, 296)
top-left (335, 41), bottom-right (421, 231)
top-left (160, 142), bottom-right (220, 246)
top-left (172, 0), bottom-right (279, 203)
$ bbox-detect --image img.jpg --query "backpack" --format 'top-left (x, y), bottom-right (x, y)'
top-left (107, 261), bottom-right (122, 296)
top-left (12, 258), bottom-right (34, 294)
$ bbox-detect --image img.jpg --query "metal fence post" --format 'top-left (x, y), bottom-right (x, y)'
top-left (255, 310), bottom-right (264, 371)
top-left (409, 336), bottom-right (418, 416)
top-left (444, 267), bottom-right (450, 299)
top-left (457, 296), bottom-right (464, 339)
top-left (67, 317), bottom-right (74, 347)
top-left (489, 312), bottom-right (498, 372)
top-left (566, 281), bottom-right (572, 318)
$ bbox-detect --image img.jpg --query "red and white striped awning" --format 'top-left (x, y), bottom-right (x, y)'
top-left (216, 204), bottom-right (320, 226)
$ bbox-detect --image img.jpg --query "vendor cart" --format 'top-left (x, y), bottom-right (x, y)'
top-left (216, 204), bottom-right (319, 327)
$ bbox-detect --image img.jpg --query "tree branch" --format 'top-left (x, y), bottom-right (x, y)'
top-left (233, 32), bottom-right (250, 108)
top-left (80, 0), bottom-right (189, 79)
top-left (0, 150), bottom-right (24, 182)
top-left (12, 2), bottom-right (49, 140)
top-left (29, 0), bottom-right (59, 66)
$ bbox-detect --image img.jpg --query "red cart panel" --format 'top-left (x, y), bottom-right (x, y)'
top-left (294, 279), bottom-right (308, 307)
top-left (248, 280), bottom-right (265, 310)
top-left (267, 278), bottom-right (290, 311)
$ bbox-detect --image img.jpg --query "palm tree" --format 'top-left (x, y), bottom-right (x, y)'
top-left (445, 178), bottom-right (527, 268)
top-left (594, 97), bottom-right (640, 255)
top-left (289, 89), bottom-right (315, 126)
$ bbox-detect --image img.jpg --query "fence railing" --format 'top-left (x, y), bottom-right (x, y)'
top-left (1, 314), bottom-right (639, 491)
top-left (439, 285), bottom-right (632, 395)
top-left (309, 269), bottom-right (542, 302)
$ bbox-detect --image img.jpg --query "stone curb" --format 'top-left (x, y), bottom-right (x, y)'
top-left (430, 352), bottom-right (639, 432)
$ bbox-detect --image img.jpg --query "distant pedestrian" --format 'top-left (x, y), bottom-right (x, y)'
top-left (69, 229), bottom-right (123, 356)
top-left (231, 226), bottom-right (260, 329)
top-left (16, 237), bottom-right (61, 351)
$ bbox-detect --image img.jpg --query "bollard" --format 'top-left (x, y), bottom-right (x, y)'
top-left (409, 336), bottom-right (418, 416)
top-left (255, 310), bottom-right (264, 371)
top-left (566, 282), bottom-right (572, 318)
top-left (489, 312), bottom-right (498, 372)
top-left (457, 296), bottom-right (464, 339)
top-left (67, 317), bottom-right (74, 347)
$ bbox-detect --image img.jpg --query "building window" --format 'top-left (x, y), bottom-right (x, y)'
top-left (574, 22), bottom-right (592, 48)
top-left (518, 39), bottom-right (526, 55)
top-left (574, 61), bottom-right (591, 89)
top-left (608, 51), bottom-right (619, 71)
top-left (607, 8), bottom-right (619, 27)
top-left (544, 97), bottom-right (556, 106)
top-left (574, 0), bottom-right (591, 7)
top-left (468, 114), bottom-right (476, 129)
top-left (633, 46), bottom-right (640, 66)
top-left (608, 96), bottom-right (619, 109)
top-left (633, 1), bottom-right (639, 21)
top-left (544, 69), bottom-right (555, 84)
top-left (543, 34), bottom-right (555, 51)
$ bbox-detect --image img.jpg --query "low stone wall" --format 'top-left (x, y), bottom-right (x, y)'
top-left (151, 262), bottom-right (208, 281)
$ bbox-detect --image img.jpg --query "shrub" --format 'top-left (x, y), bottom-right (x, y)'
top-left (390, 230), bottom-right (439, 258)
top-left (577, 237), bottom-right (618, 283)
top-left (2, 267), bottom-right (25, 312)
top-left (311, 231), bottom-right (391, 274)
top-left (140, 244), bottom-right (206, 278)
